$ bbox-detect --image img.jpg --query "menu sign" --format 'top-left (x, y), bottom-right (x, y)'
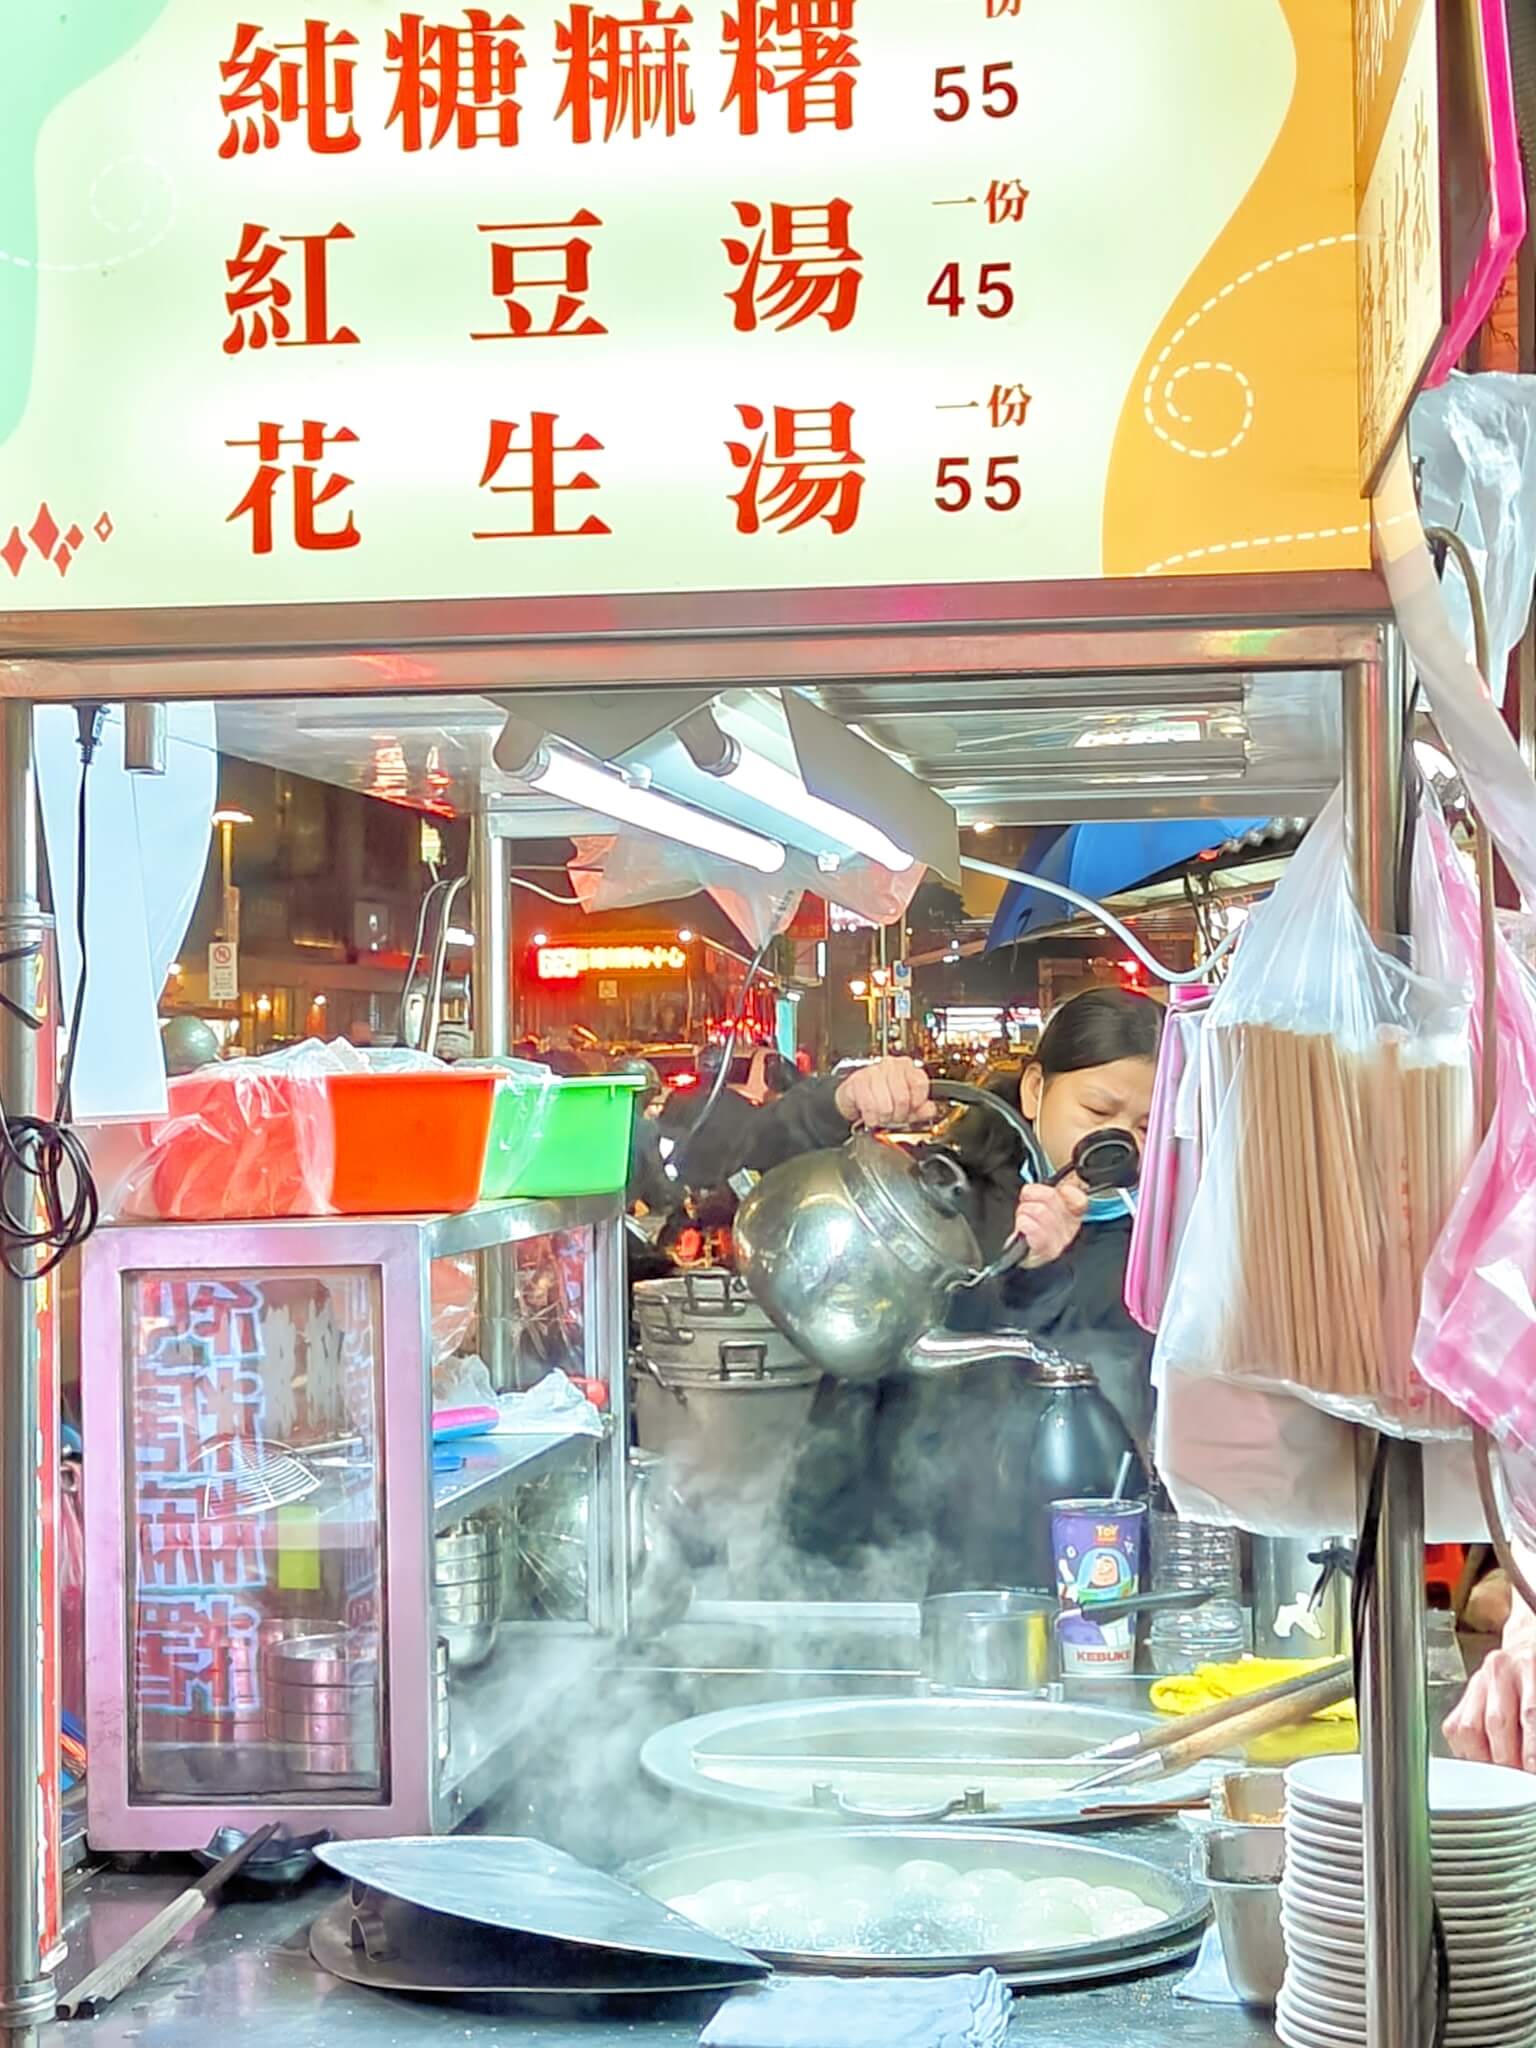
top-left (0, 1), bottom-right (1370, 623)
top-left (1353, 0), bottom-right (1446, 488)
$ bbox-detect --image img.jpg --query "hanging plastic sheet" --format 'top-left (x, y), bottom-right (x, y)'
top-left (566, 833), bottom-right (924, 945)
top-left (1387, 375), bottom-right (1536, 907)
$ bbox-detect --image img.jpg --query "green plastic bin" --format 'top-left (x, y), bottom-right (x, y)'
top-left (481, 1073), bottom-right (644, 1200)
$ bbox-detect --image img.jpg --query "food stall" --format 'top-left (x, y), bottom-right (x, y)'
top-left (0, 1), bottom-right (1527, 2044)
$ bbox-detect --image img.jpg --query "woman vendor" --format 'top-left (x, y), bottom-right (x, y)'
top-left (747, 987), bottom-right (1161, 1592)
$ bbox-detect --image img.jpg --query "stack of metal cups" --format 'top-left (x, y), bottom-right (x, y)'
top-left (262, 1630), bottom-right (380, 1784)
top-left (435, 1516), bottom-right (502, 1672)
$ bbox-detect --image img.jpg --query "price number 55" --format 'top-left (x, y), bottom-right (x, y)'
top-left (935, 455), bottom-right (1022, 514)
top-left (933, 62), bottom-right (1020, 121)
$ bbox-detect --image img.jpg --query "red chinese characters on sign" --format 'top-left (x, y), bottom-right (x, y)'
top-left (386, 9), bottom-right (527, 148)
top-left (218, 20), bottom-right (360, 156)
top-left (555, 4), bottom-right (695, 142)
top-left (473, 213), bottom-right (606, 338)
top-left (475, 415), bottom-right (611, 537)
top-left (986, 177), bottom-right (1030, 224)
top-left (223, 223), bottom-right (358, 353)
top-left (723, 1), bottom-right (859, 136)
top-left (226, 421), bottom-right (361, 554)
top-left (724, 200), bottom-right (860, 333)
top-left (987, 0), bottom-right (1021, 16)
top-left (727, 403), bottom-right (864, 534)
top-left (989, 382), bottom-right (1031, 427)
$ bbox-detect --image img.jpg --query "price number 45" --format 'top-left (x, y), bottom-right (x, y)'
top-left (935, 455), bottom-right (1022, 514)
top-left (933, 62), bottom-right (1020, 121)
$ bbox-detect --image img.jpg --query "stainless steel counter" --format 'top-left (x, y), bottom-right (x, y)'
top-left (41, 1853), bottom-right (1278, 2048)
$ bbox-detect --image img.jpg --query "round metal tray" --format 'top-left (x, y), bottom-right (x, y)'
top-left (625, 1824), bottom-right (1209, 1988)
top-left (640, 1693), bottom-right (1224, 1828)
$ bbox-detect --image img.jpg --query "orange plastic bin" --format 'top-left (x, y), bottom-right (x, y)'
top-left (327, 1071), bottom-right (497, 1215)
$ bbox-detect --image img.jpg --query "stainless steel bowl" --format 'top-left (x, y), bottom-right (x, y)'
top-left (626, 1825), bottom-right (1208, 1987)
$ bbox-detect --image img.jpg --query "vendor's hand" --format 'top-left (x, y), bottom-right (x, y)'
top-left (833, 1057), bottom-right (932, 1129)
top-left (1443, 1643), bottom-right (1536, 1773)
top-left (1013, 1178), bottom-right (1088, 1269)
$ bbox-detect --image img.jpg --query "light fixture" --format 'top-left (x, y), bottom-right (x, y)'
top-left (678, 712), bottom-right (913, 872)
top-left (532, 929), bottom-right (549, 948)
top-left (678, 928), bottom-right (694, 944)
top-left (255, 994), bottom-right (272, 1015)
top-left (971, 821), bottom-right (995, 836)
top-left (212, 807), bottom-right (254, 828)
top-left (445, 926), bottom-right (475, 947)
top-left (503, 730), bottom-right (784, 875)
top-left (313, 993), bottom-right (328, 1007)
top-left (849, 978), bottom-right (868, 998)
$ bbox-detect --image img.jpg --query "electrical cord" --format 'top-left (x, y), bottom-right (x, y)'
top-left (959, 854), bottom-right (1243, 983)
top-left (0, 707), bottom-right (101, 1281)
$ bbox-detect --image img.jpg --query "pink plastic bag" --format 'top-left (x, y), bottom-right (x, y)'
top-left (1412, 810), bottom-right (1536, 1449)
top-left (1125, 986), bottom-right (1209, 1333)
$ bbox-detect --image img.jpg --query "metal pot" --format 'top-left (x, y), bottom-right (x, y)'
top-left (734, 1083), bottom-right (1040, 1383)
top-left (633, 1271), bottom-right (819, 1566)
top-left (626, 1825), bottom-right (1208, 1988)
top-left (919, 1590), bottom-right (1056, 1694)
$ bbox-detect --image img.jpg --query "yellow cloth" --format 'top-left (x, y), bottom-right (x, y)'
top-left (1149, 1655), bottom-right (1358, 1766)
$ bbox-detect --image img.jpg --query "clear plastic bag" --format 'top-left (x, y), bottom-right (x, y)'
top-left (455, 1056), bottom-right (558, 1201)
top-left (99, 1038), bottom-right (367, 1222)
top-left (1153, 790), bottom-right (1473, 1439)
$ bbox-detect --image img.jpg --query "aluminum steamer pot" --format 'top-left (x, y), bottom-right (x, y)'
top-left (633, 1270), bottom-right (819, 1549)
top-left (734, 1081), bottom-right (1038, 1383)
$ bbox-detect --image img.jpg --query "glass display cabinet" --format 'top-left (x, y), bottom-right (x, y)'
top-left (81, 1197), bottom-right (627, 1851)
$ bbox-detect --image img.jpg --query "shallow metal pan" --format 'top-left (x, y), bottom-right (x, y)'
top-left (625, 1823), bottom-right (1209, 1988)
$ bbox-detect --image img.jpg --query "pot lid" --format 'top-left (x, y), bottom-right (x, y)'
top-left (641, 1695), bottom-right (1225, 1825)
top-left (316, 1837), bottom-right (769, 1976)
top-left (844, 1136), bottom-right (983, 1273)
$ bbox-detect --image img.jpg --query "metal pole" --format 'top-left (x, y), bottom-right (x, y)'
top-left (1343, 631), bottom-right (1435, 2048)
top-left (0, 701), bottom-right (52, 2041)
top-left (470, 812), bottom-right (510, 1060)
top-left (471, 814), bottom-right (513, 1391)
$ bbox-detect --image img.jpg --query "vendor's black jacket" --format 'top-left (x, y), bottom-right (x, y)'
top-left (741, 1071), bottom-right (1152, 1587)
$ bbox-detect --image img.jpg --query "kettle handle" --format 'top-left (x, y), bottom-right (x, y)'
top-left (926, 1081), bottom-right (1038, 1287)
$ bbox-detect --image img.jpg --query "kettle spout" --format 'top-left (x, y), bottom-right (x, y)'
top-left (903, 1330), bottom-right (1067, 1375)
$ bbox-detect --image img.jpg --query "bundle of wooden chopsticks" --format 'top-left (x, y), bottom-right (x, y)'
top-left (1069, 1657), bottom-right (1354, 1800)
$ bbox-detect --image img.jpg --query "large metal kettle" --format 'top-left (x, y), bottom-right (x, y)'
top-left (734, 1082), bottom-right (1044, 1383)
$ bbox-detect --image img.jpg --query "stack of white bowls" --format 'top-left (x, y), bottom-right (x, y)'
top-left (1279, 1753), bottom-right (1536, 2048)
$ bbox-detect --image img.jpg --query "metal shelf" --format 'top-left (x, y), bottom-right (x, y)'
top-left (437, 1624), bottom-right (609, 1819)
top-left (431, 1425), bottom-right (597, 1530)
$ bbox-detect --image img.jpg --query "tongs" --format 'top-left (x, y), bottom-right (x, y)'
top-left (1070, 1656), bottom-right (1354, 1794)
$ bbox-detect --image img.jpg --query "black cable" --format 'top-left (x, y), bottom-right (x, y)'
top-left (0, 708), bottom-right (101, 1281)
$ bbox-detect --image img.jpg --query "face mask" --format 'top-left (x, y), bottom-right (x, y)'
top-left (1083, 1189), bottom-right (1134, 1225)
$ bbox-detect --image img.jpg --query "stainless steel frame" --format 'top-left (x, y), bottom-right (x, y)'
top-left (0, 573), bottom-right (1421, 2033)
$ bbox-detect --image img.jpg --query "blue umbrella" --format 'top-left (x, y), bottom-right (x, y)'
top-left (985, 818), bottom-right (1268, 948)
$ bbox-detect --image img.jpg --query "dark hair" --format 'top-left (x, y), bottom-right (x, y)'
top-left (1032, 987), bottom-right (1162, 1081)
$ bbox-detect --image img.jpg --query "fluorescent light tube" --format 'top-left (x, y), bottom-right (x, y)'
top-left (528, 742), bottom-right (785, 875)
top-left (705, 741), bottom-right (913, 871)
